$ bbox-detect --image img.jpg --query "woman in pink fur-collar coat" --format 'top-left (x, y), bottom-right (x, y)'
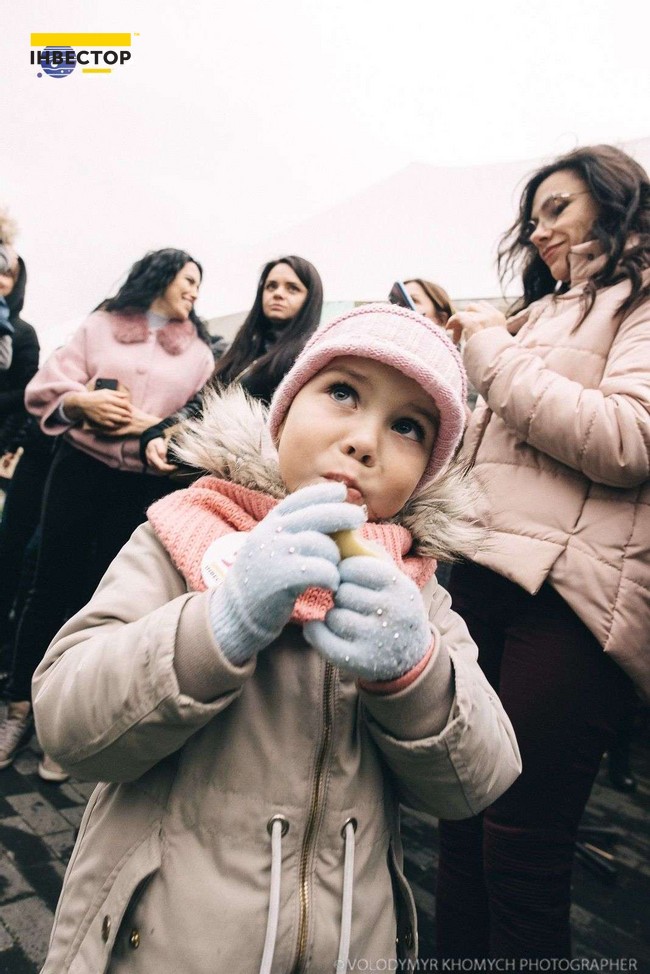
top-left (0, 250), bottom-right (214, 782)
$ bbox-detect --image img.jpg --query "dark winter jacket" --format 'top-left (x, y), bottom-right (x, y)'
top-left (0, 257), bottom-right (40, 453)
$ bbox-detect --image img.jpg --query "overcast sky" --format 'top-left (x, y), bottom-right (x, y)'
top-left (3, 0), bottom-right (650, 354)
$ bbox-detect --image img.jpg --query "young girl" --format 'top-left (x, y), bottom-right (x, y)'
top-left (32, 304), bottom-right (521, 974)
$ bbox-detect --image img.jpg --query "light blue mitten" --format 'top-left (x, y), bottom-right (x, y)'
top-left (209, 481), bottom-right (365, 665)
top-left (304, 557), bottom-right (432, 681)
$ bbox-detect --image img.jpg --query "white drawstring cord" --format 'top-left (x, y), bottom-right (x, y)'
top-left (337, 819), bottom-right (357, 970)
top-left (259, 815), bottom-right (287, 974)
top-left (258, 815), bottom-right (356, 973)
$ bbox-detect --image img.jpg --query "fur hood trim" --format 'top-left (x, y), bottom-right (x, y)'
top-left (172, 385), bottom-right (485, 561)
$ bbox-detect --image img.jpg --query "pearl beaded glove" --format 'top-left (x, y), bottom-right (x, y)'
top-left (209, 482), bottom-right (365, 665)
top-left (303, 557), bottom-right (432, 681)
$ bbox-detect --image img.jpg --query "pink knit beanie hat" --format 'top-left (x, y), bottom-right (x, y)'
top-left (268, 303), bottom-right (467, 487)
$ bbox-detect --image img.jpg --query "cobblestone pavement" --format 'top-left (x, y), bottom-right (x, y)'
top-left (0, 707), bottom-right (93, 973)
top-left (0, 701), bottom-right (646, 972)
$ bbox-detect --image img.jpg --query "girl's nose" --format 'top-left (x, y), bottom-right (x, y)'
top-left (341, 425), bottom-right (378, 466)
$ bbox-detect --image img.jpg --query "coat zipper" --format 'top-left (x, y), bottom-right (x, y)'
top-left (291, 661), bottom-right (336, 974)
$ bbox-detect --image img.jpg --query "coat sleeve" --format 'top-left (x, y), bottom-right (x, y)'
top-left (462, 300), bottom-right (650, 488)
top-left (139, 389), bottom-right (206, 464)
top-left (24, 317), bottom-right (95, 433)
top-left (0, 322), bottom-right (40, 415)
top-left (359, 579), bottom-right (521, 819)
top-left (31, 523), bottom-right (256, 783)
top-left (0, 335), bottom-right (11, 371)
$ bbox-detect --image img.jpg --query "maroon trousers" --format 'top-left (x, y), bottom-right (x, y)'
top-left (436, 562), bottom-right (636, 961)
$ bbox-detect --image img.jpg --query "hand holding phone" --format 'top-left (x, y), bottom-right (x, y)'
top-left (79, 378), bottom-right (132, 429)
top-left (388, 281), bottom-right (416, 311)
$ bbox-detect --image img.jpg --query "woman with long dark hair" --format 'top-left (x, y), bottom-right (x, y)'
top-left (214, 254), bottom-right (323, 398)
top-left (0, 249), bottom-right (214, 780)
top-left (435, 145), bottom-right (650, 961)
top-left (142, 255), bottom-right (323, 473)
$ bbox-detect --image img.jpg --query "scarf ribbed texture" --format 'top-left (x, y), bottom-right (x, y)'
top-left (148, 477), bottom-right (436, 623)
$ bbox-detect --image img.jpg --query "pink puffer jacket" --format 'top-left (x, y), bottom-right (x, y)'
top-left (461, 241), bottom-right (650, 700)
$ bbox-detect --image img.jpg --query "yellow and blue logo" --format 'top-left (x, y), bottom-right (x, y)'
top-left (30, 33), bottom-right (137, 78)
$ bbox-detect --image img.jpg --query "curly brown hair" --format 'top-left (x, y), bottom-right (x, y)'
top-left (498, 144), bottom-right (650, 321)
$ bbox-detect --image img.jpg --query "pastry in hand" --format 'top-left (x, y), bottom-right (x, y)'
top-left (330, 529), bottom-right (379, 560)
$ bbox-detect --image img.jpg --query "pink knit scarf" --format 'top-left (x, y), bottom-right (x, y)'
top-left (148, 477), bottom-right (436, 623)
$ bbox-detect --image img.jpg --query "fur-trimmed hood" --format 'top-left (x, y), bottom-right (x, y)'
top-left (171, 385), bottom-right (484, 562)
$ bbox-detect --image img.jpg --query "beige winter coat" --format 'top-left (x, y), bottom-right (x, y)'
top-left (462, 241), bottom-right (650, 699)
top-left (32, 390), bottom-right (521, 974)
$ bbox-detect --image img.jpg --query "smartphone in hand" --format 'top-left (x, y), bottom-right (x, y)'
top-left (81, 378), bottom-right (123, 432)
top-left (388, 281), bottom-right (416, 311)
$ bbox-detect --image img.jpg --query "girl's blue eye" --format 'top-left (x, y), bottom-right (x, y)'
top-left (328, 382), bottom-right (356, 403)
top-left (393, 417), bottom-right (425, 441)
